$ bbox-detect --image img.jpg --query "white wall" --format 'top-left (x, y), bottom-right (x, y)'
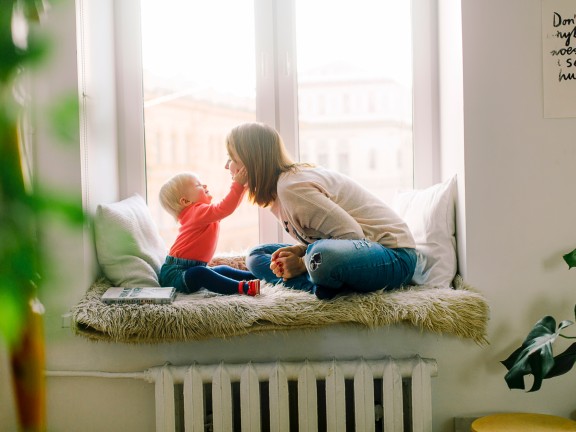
top-left (458, 0), bottom-right (576, 417)
top-left (3, 1), bottom-right (576, 431)
top-left (449, 0), bottom-right (576, 421)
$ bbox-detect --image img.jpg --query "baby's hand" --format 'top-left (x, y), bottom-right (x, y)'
top-left (233, 167), bottom-right (248, 186)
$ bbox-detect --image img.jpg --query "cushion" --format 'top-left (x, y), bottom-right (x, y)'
top-left (72, 274), bottom-right (489, 345)
top-left (94, 194), bottom-right (167, 287)
top-left (393, 176), bottom-right (457, 288)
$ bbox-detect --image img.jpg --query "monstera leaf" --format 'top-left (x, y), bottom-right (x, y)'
top-left (546, 341), bottom-right (576, 378)
top-left (502, 249), bottom-right (576, 392)
top-left (564, 248), bottom-right (576, 269)
top-left (501, 316), bottom-right (574, 392)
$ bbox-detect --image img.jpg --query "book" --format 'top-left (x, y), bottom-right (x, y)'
top-left (101, 287), bottom-right (177, 305)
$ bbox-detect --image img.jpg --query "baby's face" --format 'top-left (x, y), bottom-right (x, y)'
top-left (184, 176), bottom-right (212, 205)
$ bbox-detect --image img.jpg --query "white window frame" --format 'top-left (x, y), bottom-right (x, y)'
top-left (114, 0), bottom-right (440, 245)
top-left (411, 0), bottom-right (441, 188)
top-left (113, 0), bottom-right (147, 200)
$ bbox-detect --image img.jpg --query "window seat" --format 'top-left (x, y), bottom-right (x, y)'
top-left (79, 179), bottom-right (489, 345)
top-left (71, 256), bottom-right (489, 345)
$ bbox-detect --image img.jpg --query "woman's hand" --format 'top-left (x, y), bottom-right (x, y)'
top-left (233, 166), bottom-right (248, 186)
top-left (270, 245), bottom-right (307, 281)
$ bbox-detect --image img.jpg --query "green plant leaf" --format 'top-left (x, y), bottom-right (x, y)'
top-left (546, 342), bottom-right (576, 378)
top-left (0, 276), bottom-right (32, 347)
top-left (563, 248), bottom-right (576, 269)
top-left (48, 93), bottom-right (79, 144)
top-left (501, 316), bottom-right (572, 392)
top-left (33, 189), bottom-right (86, 226)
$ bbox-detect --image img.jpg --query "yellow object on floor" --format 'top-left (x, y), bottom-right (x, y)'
top-left (471, 413), bottom-right (576, 431)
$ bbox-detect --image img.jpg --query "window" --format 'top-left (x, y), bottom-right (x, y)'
top-left (140, 0), bottom-right (258, 250)
top-left (119, 0), bottom-right (439, 253)
top-left (294, 0), bottom-right (413, 201)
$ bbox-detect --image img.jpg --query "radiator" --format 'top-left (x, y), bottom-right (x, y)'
top-left (145, 356), bottom-right (437, 432)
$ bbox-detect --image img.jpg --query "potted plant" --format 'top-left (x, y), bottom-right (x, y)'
top-left (1, 1), bottom-right (84, 430)
top-left (501, 250), bottom-right (576, 392)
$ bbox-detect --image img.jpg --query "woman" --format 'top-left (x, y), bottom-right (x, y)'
top-left (225, 122), bottom-right (417, 299)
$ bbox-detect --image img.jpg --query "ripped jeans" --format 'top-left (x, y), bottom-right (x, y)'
top-left (245, 240), bottom-right (417, 299)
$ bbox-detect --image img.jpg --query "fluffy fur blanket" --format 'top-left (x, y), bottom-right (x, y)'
top-left (71, 257), bottom-right (489, 345)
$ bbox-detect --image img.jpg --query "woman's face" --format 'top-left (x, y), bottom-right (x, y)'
top-left (225, 148), bottom-right (244, 177)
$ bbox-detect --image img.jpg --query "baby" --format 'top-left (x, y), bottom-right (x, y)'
top-left (158, 169), bottom-right (260, 296)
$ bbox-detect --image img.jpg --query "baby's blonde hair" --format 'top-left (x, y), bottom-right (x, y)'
top-left (159, 172), bottom-right (199, 220)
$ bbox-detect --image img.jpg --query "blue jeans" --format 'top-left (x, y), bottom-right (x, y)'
top-left (245, 240), bottom-right (417, 299)
top-left (159, 256), bottom-right (255, 295)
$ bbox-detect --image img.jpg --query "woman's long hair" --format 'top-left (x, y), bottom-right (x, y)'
top-left (226, 123), bottom-right (303, 207)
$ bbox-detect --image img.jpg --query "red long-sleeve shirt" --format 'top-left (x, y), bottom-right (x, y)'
top-left (168, 181), bottom-right (246, 262)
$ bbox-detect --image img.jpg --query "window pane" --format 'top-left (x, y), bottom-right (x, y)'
top-left (140, 0), bottom-right (258, 253)
top-left (295, 0), bottom-right (413, 201)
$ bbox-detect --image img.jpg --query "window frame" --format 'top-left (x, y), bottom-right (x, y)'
top-left (114, 0), bottom-right (440, 245)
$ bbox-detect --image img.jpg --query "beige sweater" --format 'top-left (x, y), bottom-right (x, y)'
top-left (269, 166), bottom-right (415, 249)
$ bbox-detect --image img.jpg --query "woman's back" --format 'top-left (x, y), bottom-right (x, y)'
top-left (273, 165), bottom-right (415, 249)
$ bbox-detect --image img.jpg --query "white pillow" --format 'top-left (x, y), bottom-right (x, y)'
top-left (393, 176), bottom-right (457, 288)
top-left (94, 194), bottom-right (167, 287)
